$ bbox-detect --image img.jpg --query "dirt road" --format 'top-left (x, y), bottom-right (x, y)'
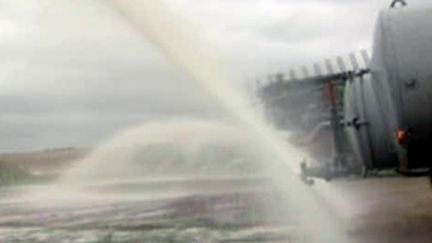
top-left (330, 177), bottom-right (432, 243)
top-left (0, 176), bottom-right (431, 242)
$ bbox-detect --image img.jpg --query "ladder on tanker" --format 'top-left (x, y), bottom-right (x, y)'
top-left (257, 51), bottom-right (371, 183)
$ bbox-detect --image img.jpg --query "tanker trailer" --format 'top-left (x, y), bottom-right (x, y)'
top-left (344, 5), bottom-right (432, 174)
top-left (258, 3), bottom-right (432, 181)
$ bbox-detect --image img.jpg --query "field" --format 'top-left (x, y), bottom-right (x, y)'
top-left (0, 148), bottom-right (87, 185)
top-left (0, 149), bottom-right (431, 242)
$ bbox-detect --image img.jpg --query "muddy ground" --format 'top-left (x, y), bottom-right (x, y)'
top-left (336, 177), bottom-right (432, 243)
top-left (0, 176), bottom-right (431, 242)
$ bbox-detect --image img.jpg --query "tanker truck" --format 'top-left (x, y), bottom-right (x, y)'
top-left (257, 1), bottom-right (432, 181)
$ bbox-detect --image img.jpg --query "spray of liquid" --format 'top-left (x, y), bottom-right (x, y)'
top-left (63, 119), bottom-right (266, 182)
top-left (92, 1), bottom-right (350, 242)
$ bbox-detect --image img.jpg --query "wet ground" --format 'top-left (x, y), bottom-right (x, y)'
top-left (0, 177), bottom-right (299, 242)
top-left (333, 177), bottom-right (432, 243)
top-left (0, 176), bottom-right (431, 242)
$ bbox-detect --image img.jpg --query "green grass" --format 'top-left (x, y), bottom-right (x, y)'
top-left (0, 160), bottom-right (53, 186)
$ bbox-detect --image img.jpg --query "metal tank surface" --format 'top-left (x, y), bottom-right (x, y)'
top-left (344, 74), bottom-right (398, 171)
top-left (347, 5), bottom-right (432, 172)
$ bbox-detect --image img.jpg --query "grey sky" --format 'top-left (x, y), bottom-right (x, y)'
top-left (0, 0), bottom-right (427, 152)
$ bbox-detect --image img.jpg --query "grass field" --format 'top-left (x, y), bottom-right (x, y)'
top-left (0, 148), bottom-right (88, 185)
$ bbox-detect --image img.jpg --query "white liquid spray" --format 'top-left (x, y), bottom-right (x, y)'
top-left (64, 1), bottom-right (350, 241)
top-left (63, 119), bottom-right (266, 181)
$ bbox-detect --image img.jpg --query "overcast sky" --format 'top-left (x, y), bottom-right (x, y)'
top-left (0, 0), bottom-right (428, 152)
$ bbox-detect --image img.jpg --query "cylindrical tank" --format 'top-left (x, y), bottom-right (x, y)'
top-left (346, 6), bottom-right (432, 170)
top-left (344, 74), bottom-right (397, 170)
